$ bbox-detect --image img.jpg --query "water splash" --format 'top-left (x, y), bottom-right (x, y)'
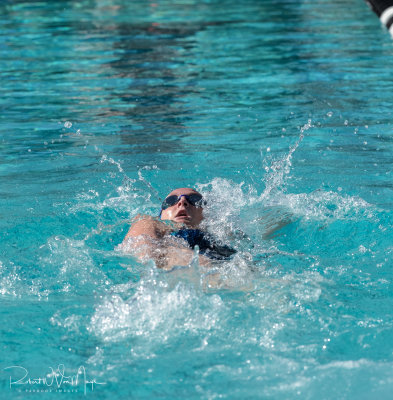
top-left (261, 120), bottom-right (311, 199)
top-left (89, 274), bottom-right (225, 345)
top-left (100, 154), bottom-right (124, 173)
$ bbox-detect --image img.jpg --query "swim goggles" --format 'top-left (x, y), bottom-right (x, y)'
top-left (161, 193), bottom-right (205, 210)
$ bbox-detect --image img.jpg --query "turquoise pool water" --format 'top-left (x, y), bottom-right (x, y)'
top-left (1, 0), bottom-right (393, 398)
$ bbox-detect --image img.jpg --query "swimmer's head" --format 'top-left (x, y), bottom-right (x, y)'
top-left (160, 187), bottom-right (204, 227)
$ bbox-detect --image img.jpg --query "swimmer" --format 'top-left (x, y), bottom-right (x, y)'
top-left (123, 187), bottom-right (236, 270)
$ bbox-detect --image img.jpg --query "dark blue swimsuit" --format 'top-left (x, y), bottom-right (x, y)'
top-left (171, 228), bottom-right (236, 260)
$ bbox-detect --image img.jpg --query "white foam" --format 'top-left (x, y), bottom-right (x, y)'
top-left (89, 277), bottom-right (225, 343)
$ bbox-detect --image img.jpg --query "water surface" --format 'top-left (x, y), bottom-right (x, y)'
top-left (1, 0), bottom-right (393, 398)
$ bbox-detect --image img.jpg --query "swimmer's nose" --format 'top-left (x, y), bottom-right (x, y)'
top-left (177, 195), bottom-right (189, 207)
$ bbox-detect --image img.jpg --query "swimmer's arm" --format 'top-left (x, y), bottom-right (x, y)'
top-left (124, 216), bottom-right (162, 240)
top-left (123, 216), bottom-right (164, 260)
top-left (262, 219), bottom-right (291, 239)
top-left (123, 216), bottom-right (211, 270)
top-left (260, 208), bottom-right (293, 239)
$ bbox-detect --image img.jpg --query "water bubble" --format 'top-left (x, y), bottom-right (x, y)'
top-left (359, 245), bottom-right (367, 253)
top-left (300, 119), bottom-right (312, 133)
top-left (64, 121), bottom-right (72, 128)
top-left (326, 112), bottom-right (333, 117)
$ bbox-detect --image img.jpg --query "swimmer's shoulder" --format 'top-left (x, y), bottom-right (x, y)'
top-left (125, 214), bottom-right (169, 239)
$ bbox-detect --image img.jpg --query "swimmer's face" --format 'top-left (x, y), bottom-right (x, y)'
top-left (160, 187), bottom-right (204, 227)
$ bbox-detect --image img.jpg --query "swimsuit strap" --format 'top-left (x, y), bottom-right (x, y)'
top-left (171, 228), bottom-right (236, 260)
top-left (170, 229), bottom-right (209, 249)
